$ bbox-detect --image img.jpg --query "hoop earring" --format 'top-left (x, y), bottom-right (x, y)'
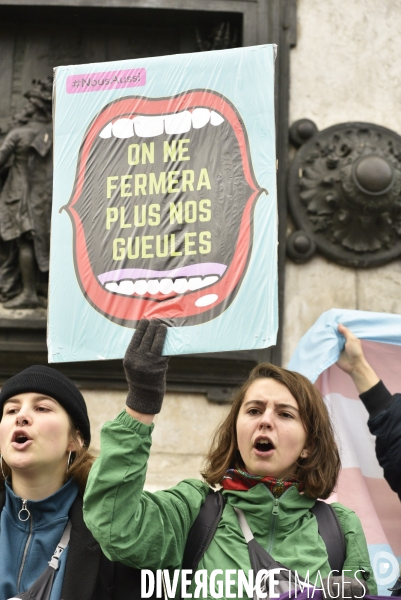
top-left (66, 451), bottom-right (72, 472)
top-left (0, 454), bottom-right (9, 481)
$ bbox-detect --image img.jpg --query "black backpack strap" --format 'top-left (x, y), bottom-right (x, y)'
top-left (182, 489), bottom-right (226, 578)
top-left (99, 553), bottom-right (116, 593)
top-left (182, 492), bottom-right (345, 580)
top-left (310, 500), bottom-right (346, 573)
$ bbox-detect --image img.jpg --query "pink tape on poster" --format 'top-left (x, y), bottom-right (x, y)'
top-left (66, 69), bottom-right (146, 94)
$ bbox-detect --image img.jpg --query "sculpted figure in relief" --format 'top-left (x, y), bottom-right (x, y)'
top-left (0, 78), bottom-right (53, 309)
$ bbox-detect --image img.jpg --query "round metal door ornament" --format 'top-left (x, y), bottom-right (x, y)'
top-left (287, 120), bottom-right (401, 267)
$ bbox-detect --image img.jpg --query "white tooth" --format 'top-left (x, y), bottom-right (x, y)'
top-left (105, 282), bottom-right (120, 292)
top-left (191, 108), bottom-right (210, 129)
top-left (99, 122), bottom-right (112, 138)
top-left (134, 116), bottom-right (164, 137)
top-left (164, 111), bottom-right (192, 134)
top-left (173, 278), bottom-right (189, 294)
top-left (160, 278), bottom-right (174, 294)
top-left (195, 294), bottom-right (218, 307)
top-left (147, 279), bottom-right (160, 295)
top-left (118, 280), bottom-right (135, 295)
top-left (112, 118), bottom-right (135, 139)
top-left (135, 279), bottom-right (147, 295)
top-left (210, 111), bottom-right (224, 126)
top-left (188, 277), bottom-right (204, 291)
top-left (202, 275), bottom-right (219, 287)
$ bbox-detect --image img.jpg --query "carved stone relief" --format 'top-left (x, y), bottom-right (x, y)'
top-left (0, 13), bottom-right (238, 311)
top-left (196, 22), bottom-right (238, 52)
top-left (0, 77), bottom-right (52, 308)
top-left (287, 120), bottom-right (401, 267)
top-left (0, 15), bottom-right (184, 313)
top-left (0, 1), bottom-right (285, 388)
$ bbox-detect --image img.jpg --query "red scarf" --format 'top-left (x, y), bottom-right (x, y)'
top-left (222, 468), bottom-right (303, 497)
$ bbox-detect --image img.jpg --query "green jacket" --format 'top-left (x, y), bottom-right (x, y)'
top-left (83, 411), bottom-right (377, 596)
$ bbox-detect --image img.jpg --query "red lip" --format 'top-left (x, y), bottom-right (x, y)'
top-left (66, 90), bottom-right (263, 327)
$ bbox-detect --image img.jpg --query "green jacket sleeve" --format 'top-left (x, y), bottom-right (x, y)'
top-left (331, 502), bottom-right (378, 595)
top-left (83, 410), bottom-right (209, 570)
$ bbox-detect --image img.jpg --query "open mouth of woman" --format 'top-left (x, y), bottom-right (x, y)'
top-left (254, 439), bottom-right (275, 454)
top-left (12, 432), bottom-right (33, 449)
top-left (66, 90), bottom-right (264, 326)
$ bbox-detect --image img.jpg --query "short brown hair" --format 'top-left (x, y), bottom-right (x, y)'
top-left (202, 363), bottom-right (341, 499)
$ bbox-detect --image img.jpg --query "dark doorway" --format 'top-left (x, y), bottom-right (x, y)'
top-left (0, 5), bottom-right (242, 123)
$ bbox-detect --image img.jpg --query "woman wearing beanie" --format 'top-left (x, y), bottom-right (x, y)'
top-left (84, 319), bottom-right (377, 600)
top-left (0, 365), bottom-right (143, 600)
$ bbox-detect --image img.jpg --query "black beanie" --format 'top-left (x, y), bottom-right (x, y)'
top-left (0, 365), bottom-right (91, 446)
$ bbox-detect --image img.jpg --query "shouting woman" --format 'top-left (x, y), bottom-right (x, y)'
top-left (0, 365), bottom-right (144, 600)
top-left (84, 319), bottom-right (377, 599)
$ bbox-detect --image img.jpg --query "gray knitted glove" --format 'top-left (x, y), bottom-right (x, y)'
top-left (322, 576), bottom-right (369, 599)
top-left (123, 319), bottom-right (169, 414)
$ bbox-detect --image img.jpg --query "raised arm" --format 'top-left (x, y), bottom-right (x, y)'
top-left (123, 318), bottom-right (169, 425)
top-left (337, 323), bottom-right (395, 418)
top-left (83, 319), bottom-right (209, 568)
top-left (337, 323), bottom-right (401, 498)
top-left (336, 324), bottom-right (379, 394)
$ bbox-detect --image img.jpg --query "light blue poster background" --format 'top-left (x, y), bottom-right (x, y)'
top-left (49, 45), bottom-right (277, 362)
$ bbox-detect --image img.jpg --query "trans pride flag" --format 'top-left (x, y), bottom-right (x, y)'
top-left (288, 309), bottom-right (401, 596)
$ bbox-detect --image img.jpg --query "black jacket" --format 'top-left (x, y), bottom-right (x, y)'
top-left (360, 382), bottom-right (401, 501)
top-left (0, 490), bottom-right (144, 600)
top-left (365, 387), bottom-right (401, 598)
top-left (360, 383), bottom-right (401, 597)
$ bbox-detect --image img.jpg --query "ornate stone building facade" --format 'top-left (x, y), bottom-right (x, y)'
top-left (0, 0), bottom-right (399, 488)
top-left (0, 0), bottom-right (293, 486)
top-left (284, 0), bottom-right (401, 366)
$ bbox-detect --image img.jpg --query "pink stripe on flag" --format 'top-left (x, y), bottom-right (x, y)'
top-left (363, 340), bottom-right (401, 395)
top-left (315, 342), bottom-right (401, 560)
top-left (330, 468), bottom-right (393, 547)
top-left (316, 341), bottom-right (401, 399)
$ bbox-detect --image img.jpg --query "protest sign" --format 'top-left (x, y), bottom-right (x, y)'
top-left (49, 45), bottom-right (277, 361)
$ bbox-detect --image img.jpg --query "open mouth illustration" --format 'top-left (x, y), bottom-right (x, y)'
top-left (65, 90), bottom-right (265, 327)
